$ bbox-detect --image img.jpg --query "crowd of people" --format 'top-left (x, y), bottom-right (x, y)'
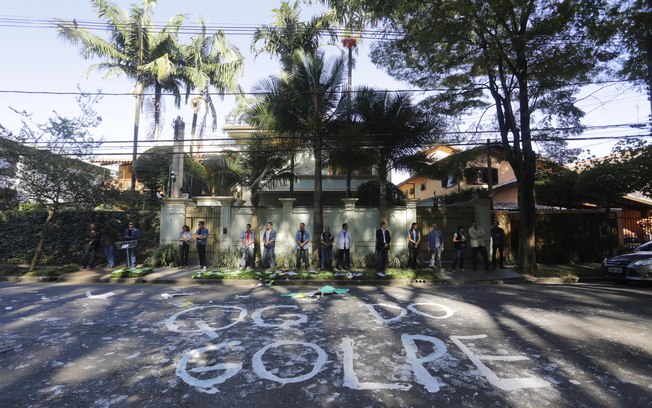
top-left (80, 220), bottom-right (140, 269)
top-left (81, 218), bottom-right (507, 272)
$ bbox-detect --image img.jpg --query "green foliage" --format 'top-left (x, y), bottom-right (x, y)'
top-left (355, 180), bottom-right (406, 206)
top-left (133, 146), bottom-right (208, 198)
top-left (145, 243), bottom-right (180, 267)
top-left (210, 248), bottom-right (243, 269)
top-left (0, 209), bottom-right (159, 265)
top-left (111, 267), bottom-right (154, 278)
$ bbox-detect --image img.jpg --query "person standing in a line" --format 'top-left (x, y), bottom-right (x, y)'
top-left (122, 221), bottom-right (140, 268)
top-left (240, 223), bottom-right (255, 269)
top-left (407, 222), bottom-right (421, 269)
top-left (178, 225), bottom-right (192, 269)
top-left (490, 219), bottom-right (506, 270)
top-left (375, 221), bottom-right (391, 273)
top-left (451, 225), bottom-right (467, 271)
top-left (336, 223), bottom-right (351, 272)
top-left (194, 221), bottom-right (209, 270)
top-left (102, 223), bottom-right (117, 268)
top-left (427, 223), bottom-right (444, 269)
top-left (82, 223), bottom-right (101, 269)
top-left (468, 220), bottom-right (490, 271)
top-left (320, 226), bottom-right (334, 271)
top-left (295, 222), bottom-right (311, 270)
top-left (262, 221), bottom-right (277, 270)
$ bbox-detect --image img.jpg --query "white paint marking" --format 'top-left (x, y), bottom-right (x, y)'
top-left (251, 305), bottom-right (307, 329)
top-left (252, 341), bottom-right (327, 384)
top-left (85, 291), bottom-right (115, 300)
top-left (341, 337), bottom-right (412, 391)
top-left (164, 305), bottom-right (247, 339)
top-left (407, 303), bottom-right (454, 320)
top-left (450, 335), bottom-right (551, 391)
top-left (176, 341), bottom-right (243, 394)
top-left (401, 334), bottom-right (447, 393)
top-left (366, 304), bottom-right (408, 325)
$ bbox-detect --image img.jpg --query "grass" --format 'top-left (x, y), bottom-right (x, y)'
top-left (190, 267), bottom-right (443, 282)
top-left (110, 267), bottom-right (155, 278)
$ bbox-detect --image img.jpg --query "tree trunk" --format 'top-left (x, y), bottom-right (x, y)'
top-left (251, 190), bottom-right (261, 267)
top-left (153, 82), bottom-right (162, 141)
top-left (314, 137), bottom-right (323, 248)
top-left (516, 167), bottom-right (537, 272)
top-left (131, 90), bottom-right (143, 194)
top-left (378, 161), bottom-right (388, 223)
top-left (30, 208), bottom-right (54, 272)
top-left (190, 111), bottom-right (198, 159)
top-left (516, 58), bottom-right (538, 273)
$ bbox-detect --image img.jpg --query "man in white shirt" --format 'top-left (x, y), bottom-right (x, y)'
top-left (336, 223), bottom-right (351, 272)
top-left (468, 220), bottom-right (489, 271)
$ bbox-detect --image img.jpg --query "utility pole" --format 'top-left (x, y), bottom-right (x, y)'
top-left (486, 138), bottom-right (493, 197)
top-left (171, 117), bottom-right (185, 198)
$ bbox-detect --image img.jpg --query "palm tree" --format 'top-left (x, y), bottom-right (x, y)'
top-left (351, 87), bottom-right (441, 222)
top-left (250, 50), bottom-right (346, 245)
top-left (228, 136), bottom-right (294, 263)
top-left (251, 0), bottom-right (336, 193)
top-left (251, 0), bottom-right (336, 71)
top-left (57, 0), bottom-right (185, 192)
top-left (181, 20), bottom-right (245, 159)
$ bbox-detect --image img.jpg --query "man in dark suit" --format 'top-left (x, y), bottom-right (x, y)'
top-left (375, 221), bottom-right (391, 273)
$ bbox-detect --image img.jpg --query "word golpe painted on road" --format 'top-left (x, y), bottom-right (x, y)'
top-left (165, 301), bottom-right (551, 395)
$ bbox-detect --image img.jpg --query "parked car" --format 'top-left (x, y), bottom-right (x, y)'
top-left (603, 241), bottom-right (652, 282)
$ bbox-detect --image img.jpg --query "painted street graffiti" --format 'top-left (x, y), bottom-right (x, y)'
top-left (170, 299), bottom-right (551, 395)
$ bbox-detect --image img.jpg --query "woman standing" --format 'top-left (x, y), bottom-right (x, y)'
top-left (178, 225), bottom-right (192, 269)
top-left (451, 225), bottom-right (467, 271)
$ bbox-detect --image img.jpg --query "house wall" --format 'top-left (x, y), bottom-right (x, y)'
top-left (399, 156), bottom-right (516, 201)
top-left (160, 197), bottom-right (419, 261)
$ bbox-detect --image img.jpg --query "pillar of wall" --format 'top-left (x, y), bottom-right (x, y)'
top-left (279, 198), bottom-right (296, 254)
top-left (215, 197), bottom-right (237, 250)
top-left (160, 198), bottom-right (195, 245)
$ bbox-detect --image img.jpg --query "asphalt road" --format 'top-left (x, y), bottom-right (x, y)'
top-left (0, 281), bottom-right (650, 407)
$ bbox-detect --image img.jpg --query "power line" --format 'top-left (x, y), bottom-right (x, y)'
top-left (8, 133), bottom-right (650, 158)
top-left (0, 78), bottom-right (639, 97)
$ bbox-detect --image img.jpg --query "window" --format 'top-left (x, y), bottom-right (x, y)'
top-left (464, 168), bottom-right (498, 185)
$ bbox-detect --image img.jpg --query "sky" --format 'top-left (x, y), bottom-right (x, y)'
top-left (1, 0), bottom-right (650, 170)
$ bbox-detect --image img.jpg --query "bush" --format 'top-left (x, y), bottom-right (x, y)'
top-left (0, 209), bottom-right (160, 266)
top-left (145, 243), bottom-right (180, 267)
top-left (210, 248), bottom-right (242, 269)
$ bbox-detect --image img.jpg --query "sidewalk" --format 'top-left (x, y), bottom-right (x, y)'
top-left (27, 265), bottom-right (530, 286)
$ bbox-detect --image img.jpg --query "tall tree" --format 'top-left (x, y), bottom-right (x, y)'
top-left (340, 0), bottom-right (614, 272)
top-left (57, 0), bottom-right (186, 192)
top-left (227, 136), bottom-right (294, 263)
top-left (612, 0), bottom-right (652, 124)
top-left (250, 50), bottom-right (346, 245)
top-left (181, 20), bottom-right (245, 158)
top-left (251, 0), bottom-right (336, 193)
top-left (251, 0), bottom-right (336, 71)
top-left (0, 94), bottom-right (115, 271)
top-left (349, 87), bottom-right (439, 222)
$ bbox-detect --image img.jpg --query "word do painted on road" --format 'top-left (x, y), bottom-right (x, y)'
top-left (165, 302), bottom-right (550, 394)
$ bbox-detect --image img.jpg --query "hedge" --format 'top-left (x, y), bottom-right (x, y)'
top-left (0, 209), bottom-right (160, 266)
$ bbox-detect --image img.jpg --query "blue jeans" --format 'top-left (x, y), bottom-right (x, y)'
top-left (241, 245), bottom-right (255, 268)
top-left (452, 245), bottom-right (466, 270)
top-left (105, 244), bottom-right (115, 267)
top-left (296, 248), bottom-right (309, 269)
top-left (321, 247), bottom-right (332, 270)
top-left (262, 245), bottom-right (275, 269)
top-left (376, 248), bottom-right (388, 272)
top-left (127, 247), bottom-right (137, 268)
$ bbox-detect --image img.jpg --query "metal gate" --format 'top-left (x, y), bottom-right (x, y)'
top-left (185, 206), bottom-right (221, 266)
top-left (621, 208), bottom-right (651, 249)
top-left (417, 204), bottom-right (476, 261)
